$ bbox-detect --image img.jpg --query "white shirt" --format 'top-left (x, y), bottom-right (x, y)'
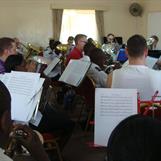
top-left (87, 63), bottom-right (108, 88)
top-left (112, 65), bottom-right (161, 100)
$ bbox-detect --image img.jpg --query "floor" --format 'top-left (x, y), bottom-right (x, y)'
top-left (62, 126), bottom-right (106, 161)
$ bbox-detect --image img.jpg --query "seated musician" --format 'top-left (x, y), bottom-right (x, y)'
top-left (148, 35), bottom-right (159, 50)
top-left (108, 34), bottom-right (161, 100)
top-left (43, 40), bottom-right (62, 80)
top-left (0, 80), bottom-right (50, 161)
top-left (0, 37), bottom-right (17, 74)
top-left (66, 34), bottom-right (87, 64)
top-left (4, 54), bottom-right (75, 150)
top-left (87, 48), bottom-right (108, 88)
top-left (66, 36), bottom-right (75, 56)
top-left (107, 114), bottom-right (161, 161)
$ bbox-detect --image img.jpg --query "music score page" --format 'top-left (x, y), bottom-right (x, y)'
top-left (94, 88), bottom-right (137, 146)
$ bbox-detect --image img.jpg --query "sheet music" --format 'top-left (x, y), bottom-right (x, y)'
top-left (94, 88), bottom-right (137, 146)
top-left (123, 56), bottom-right (158, 69)
top-left (1, 71), bottom-right (44, 122)
top-left (146, 56), bottom-right (158, 68)
top-left (59, 59), bottom-right (91, 87)
top-left (43, 57), bottom-right (60, 76)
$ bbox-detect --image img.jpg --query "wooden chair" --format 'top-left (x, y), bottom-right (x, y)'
top-left (42, 133), bottom-right (63, 161)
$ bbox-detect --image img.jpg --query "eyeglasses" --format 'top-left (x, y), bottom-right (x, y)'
top-left (80, 40), bottom-right (87, 44)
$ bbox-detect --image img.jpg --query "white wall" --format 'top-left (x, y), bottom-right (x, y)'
top-left (0, 1), bottom-right (53, 47)
top-left (0, 0), bottom-right (161, 46)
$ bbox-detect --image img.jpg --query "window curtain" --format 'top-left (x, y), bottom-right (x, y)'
top-left (95, 10), bottom-right (104, 43)
top-left (52, 9), bottom-right (63, 40)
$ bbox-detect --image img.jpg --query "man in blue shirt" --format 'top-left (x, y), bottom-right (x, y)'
top-left (0, 37), bottom-right (17, 74)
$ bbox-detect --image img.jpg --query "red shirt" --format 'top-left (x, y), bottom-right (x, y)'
top-left (66, 47), bottom-right (83, 65)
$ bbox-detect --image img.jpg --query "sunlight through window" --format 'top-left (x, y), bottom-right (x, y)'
top-left (60, 9), bottom-right (98, 43)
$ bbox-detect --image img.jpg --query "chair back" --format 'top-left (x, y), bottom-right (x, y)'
top-left (75, 76), bottom-right (95, 107)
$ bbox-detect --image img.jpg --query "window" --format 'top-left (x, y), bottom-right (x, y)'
top-left (60, 9), bottom-right (98, 43)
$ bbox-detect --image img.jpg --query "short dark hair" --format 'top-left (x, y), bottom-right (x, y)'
top-left (5, 54), bottom-right (24, 72)
top-left (127, 34), bottom-right (147, 58)
top-left (0, 37), bottom-right (15, 55)
top-left (89, 48), bottom-right (106, 68)
top-left (74, 34), bottom-right (87, 45)
top-left (0, 81), bottom-right (11, 118)
top-left (107, 114), bottom-right (161, 161)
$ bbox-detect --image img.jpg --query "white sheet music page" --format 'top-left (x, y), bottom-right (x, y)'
top-left (94, 88), bottom-right (137, 146)
top-left (43, 57), bottom-right (60, 76)
top-left (3, 71), bottom-right (44, 122)
top-left (59, 59), bottom-right (91, 86)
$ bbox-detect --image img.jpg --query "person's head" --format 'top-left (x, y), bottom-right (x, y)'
top-left (0, 37), bottom-right (17, 62)
top-left (67, 36), bottom-right (74, 45)
top-left (0, 81), bottom-right (12, 137)
top-left (151, 35), bottom-right (159, 49)
top-left (49, 39), bottom-right (55, 50)
top-left (107, 114), bottom-right (161, 161)
top-left (83, 41), bottom-right (96, 56)
top-left (74, 34), bottom-right (87, 51)
top-left (53, 41), bottom-right (61, 55)
top-left (107, 33), bottom-right (115, 43)
top-left (13, 37), bottom-right (20, 48)
top-left (4, 54), bottom-right (26, 73)
top-left (89, 48), bottom-right (106, 69)
top-left (126, 34), bottom-right (148, 59)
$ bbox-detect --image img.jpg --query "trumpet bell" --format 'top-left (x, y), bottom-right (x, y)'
top-left (92, 40), bottom-right (101, 48)
top-left (56, 44), bottom-right (68, 53)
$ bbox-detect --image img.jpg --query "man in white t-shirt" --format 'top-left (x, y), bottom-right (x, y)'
top-left (108, 34), bottom-right (161, 100)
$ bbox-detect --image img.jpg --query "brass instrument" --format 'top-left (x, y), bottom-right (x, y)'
top-left (91, 40), bottom-right (101, 48)
top-left (5, 129), bottom-right (44, 158)
top-left (5, 129), bottom-right (28, 158)
top-left (56, 44), bottom-right (68, 53)
top-left (25, 43), bottom-right (43, 60)
top-left (27, 56), bottom-right (51, 73)
top-left (56, 44), bottom-right (69, 73)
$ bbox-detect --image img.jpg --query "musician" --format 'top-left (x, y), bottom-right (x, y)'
top-left (0, 81), bottom-right (50, 161)
top-left (66, 36), bottom-right (75, 55)
top-left (87, 48), bottom-right (108, 87)
top-left (108, 34), bottom-right (161, 100)
top-left (107, 114), bottom-right (161, 161)
top-left (4, 54), bottom-right (75, 151)
top-left (0, 37), bottom-right (17, 74)
top-left (149, 35), bottom-right (159, 50)
top-left (66, 34), bottom-right (87, 64)
top-left (43, 40), bottom-right (62, 79)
